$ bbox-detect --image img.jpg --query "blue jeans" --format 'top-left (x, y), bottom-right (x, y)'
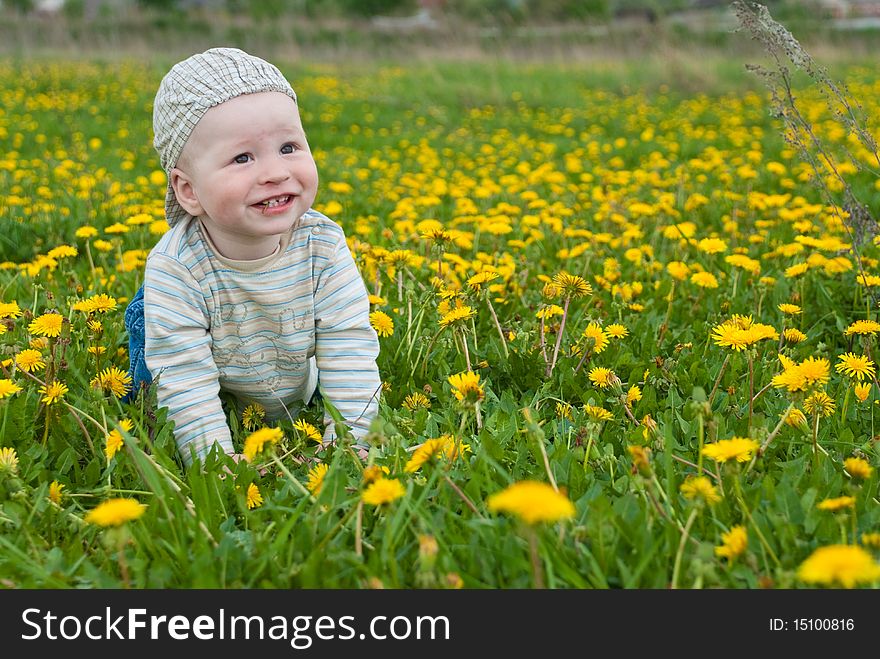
top-left (123, 284), bottom-right (152, 403)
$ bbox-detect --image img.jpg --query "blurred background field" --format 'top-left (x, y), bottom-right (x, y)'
top-left (3, 0), bottom-right (880, 62)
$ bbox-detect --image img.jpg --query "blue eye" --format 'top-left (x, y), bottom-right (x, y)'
top-left (281, 143), bottom-right (296, 154)
top-left (233, 154), bottom-right (250, 164)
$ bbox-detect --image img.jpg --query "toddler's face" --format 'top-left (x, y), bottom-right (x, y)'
top-left (171, 91), bottom-right (318, 258)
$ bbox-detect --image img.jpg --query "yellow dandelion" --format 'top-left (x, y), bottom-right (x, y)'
top-left (362, 465), bottom-right (390, 485)
top-left (626, 385), bottom-right (642, 405)
top-left (405, 436), bottom-right (453, 473)
top-left (605, 323), bottom-right (629, 339)
top-left (75, 226), bottom-right (98, 239)
top-left (90, 366), bottom-right (132, 398)
top-left (798, 545), bottom-right (880, 588)
top-left (0, 301), bottom-right (22, 318)
top-left (306, 463), bottom-right (329, 496)
top-left (466, 271), bottom-right (499, 290)
top-left (487, 481), bottom-right (575, 525)
top-left (580, 322), bottom-right (609, 354)
top-left (835, 353), bottom-right (875, 382)
top-left (817, 496), bottom-right (856, 512)
top-left (555, 401), bottom-right (572, 420)
top-left (844, 456), bottom-right (873, 480)
top-left (402, 392), bottom-right (431, 411)
top-left (854, 382), bottom-right (871, 402)
top-left (362, 477), bottom-right (406, 505)
top-left (439, 305), bottom-right (476, 328)
top-left (680, 476), bottom-right (721, 505)
top-left (667, 261), bottom-right (690, 280)
top-left (369, 310), bottom-right (394, 338)
top-left (246, 483), bottom-right (263, 509)
top-left (28, 312), bottom-right (63, 338)
top-left (85, 498), bottom-right (146, 527)
top-left (701, 437), bottom-right (759, 463)
top-left (588, 367), bottom-right (616, 389)
top-left (15, 348), bottom-right (48, 374)
top-left (551, 272), bottom-right (592, 298)
top-left (785, 262), bottom-right (810, 278)
top-left (844, 320), bottom-right (880, 337)
top-left (48, 480), bottom-right (64, 505)
top-left (0, 379), bottom-right (23, 399)
top-left (242, 427), bottom-right (283, 462)
top-left (783, 328), bottom-right (807, 343)
top-left (39, 380), bottom-right (68, 405)
top-left (448, 371), bottom-right (484, 403)
top-left (47, 245), bottom-right (78, 259)
top-left (241, 403), bottom-right (266, 431)
top-left (583, 404), bottom-right (613, 421)
top-left (293, 419), bottom-right (322, 443)
top-left (715, 525), bottom-right (748, 561)
top-left (697, 237), bottom-right (728, 254)
top-left (105, 419), bottom-right (135, 460)
top-left (778, 303), bottom-right (802, 314)
top-left (690, 272), bottom-right (719, 288)
top-left (536, 304), bottom-right (564, 320)
top-left (804, 391), bottom-right (835, 417)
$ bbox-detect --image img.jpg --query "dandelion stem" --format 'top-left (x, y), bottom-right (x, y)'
top-left (750, 381), bottom-right (773, 405)
top-left (539, 316), bottom-right (549, 370)
top-left (547, 296), bottom-right (571, 377)
top-left (747, 351), bottom-right (755, 434)
top-left (746, 401), bottom-right (794, 476)
top-left (419, 327), bottom-right (445, 378)
top-left (355, 500), bottom-right (363, 557)
top-left (672, 454), bottom-right (718, 481)
top-left (315, 502), bottom-right (359, 554)
top-left (271, 453), bottom-right (312, 500)
top-left (573, 347), bottom-right (591, 375)
top-left (523, 408), bottom-right (557, 491)
top-left (485, 295), bottom-right (509, 359)
top-left (733, 473), bottom-right (781, 569)
top-left (671, 508), bottom-right (699, 590)
top-left (456, 329), bottom-right (472, 372)
top-left (116, 533), bottom-right (131, 589)
top-left (708, 354), bottom-right (730, 406)
top-left (443, 475), bottom-right (483, 518)
top-left (525, 525), bottom-right (545, 589)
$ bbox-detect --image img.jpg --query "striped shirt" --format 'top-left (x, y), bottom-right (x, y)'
top-left (143, 209), bottom-right (381, 466)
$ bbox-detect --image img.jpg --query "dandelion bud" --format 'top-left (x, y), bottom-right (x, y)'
top-left (627, 445), bottom-right (652, 476)
top-left (542, 282), bottom-right (560, 300)
top-left (418, 534), bottom-right (439, 568)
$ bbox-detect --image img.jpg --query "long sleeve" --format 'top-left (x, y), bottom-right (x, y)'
top-left (313, 226), bottom-right (381, 446)
top-left (144, 252), bottom-right (233, 466)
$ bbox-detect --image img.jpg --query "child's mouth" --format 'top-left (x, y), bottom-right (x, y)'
top-left (255, 195), bottom-right (293, 214)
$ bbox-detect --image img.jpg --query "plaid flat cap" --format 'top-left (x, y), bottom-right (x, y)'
top-left (153, 47), bottom-right (298, 226)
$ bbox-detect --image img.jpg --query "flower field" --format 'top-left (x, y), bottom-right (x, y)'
top-left (0, 56), bottom-right (879, 588)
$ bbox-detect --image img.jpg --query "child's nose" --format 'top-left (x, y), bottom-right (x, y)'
top-left (259, 158), bottom-right (291, 184)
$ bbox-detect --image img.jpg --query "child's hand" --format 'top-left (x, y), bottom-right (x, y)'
top-left (356, 446), bottom-right (369, 461)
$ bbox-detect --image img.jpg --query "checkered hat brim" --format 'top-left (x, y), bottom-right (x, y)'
top-left (153, 47), bottom-right (297, 226)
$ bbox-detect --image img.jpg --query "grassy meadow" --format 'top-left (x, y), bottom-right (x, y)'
top-left (0, 53), bottom-right (879, 589)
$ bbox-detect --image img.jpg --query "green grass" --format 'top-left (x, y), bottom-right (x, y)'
top-left (0, 56), bottom-right (879, 588)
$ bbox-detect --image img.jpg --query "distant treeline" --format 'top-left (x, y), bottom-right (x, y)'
top-left (3, 0), bottom-right (821, 24)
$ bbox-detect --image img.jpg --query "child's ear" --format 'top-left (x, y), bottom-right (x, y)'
top-left (170, 168), bottom-right (204, 217)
